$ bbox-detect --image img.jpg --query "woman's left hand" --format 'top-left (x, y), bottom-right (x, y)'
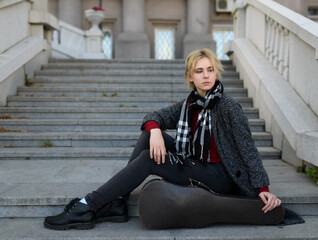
top-left (259, 192), bottom-right (282, 213)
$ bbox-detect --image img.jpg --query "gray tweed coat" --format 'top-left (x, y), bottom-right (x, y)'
top-left (142, 93), bottom-right (270, 197)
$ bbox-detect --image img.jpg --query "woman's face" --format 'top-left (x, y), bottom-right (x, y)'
top-left (189, 57), bottom-right (217, 97)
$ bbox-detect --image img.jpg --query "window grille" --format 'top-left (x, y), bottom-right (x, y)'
top-left (154, 27), bottom-right (175, 60)
top-left (213, 27), bottom-right (234, 60)
top-left (102, 29), bottom-right (112, 59)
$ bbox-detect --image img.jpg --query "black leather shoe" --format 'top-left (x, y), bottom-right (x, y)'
top-left (44, 198), bottom-right (95, 230)
top-left (95, 198), bottom-right (129, 223)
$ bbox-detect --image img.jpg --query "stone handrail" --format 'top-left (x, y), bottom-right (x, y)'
top-left (51, 16), bottom-right (105, 59)
top-left (52, 20), bottom-right (86, 59)
top-left (231, 0), bottom-right (318, 167)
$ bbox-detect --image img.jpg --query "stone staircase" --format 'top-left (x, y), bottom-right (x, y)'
top-left (0, 59), bottom-right (317, 239)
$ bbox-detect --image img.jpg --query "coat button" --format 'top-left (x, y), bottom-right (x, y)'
top-left (236, 170), bottom-right (241, 177)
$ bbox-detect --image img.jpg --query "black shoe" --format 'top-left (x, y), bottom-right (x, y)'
top-left (95, 197), bottom-right (129, 223)
top-left (44, 198), bottom-right (95, 230)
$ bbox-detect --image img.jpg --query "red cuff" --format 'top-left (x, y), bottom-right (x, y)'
top-left (143, 121), bottom-right (160, 133)
top-left (259, 186), bottom-right (270, 193)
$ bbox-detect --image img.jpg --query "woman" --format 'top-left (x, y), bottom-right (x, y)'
top-left (44, 48), bottom-right (281, 230)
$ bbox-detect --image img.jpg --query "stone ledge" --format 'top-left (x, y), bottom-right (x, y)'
top-left (29, 10), bottom-right (59, 30)
top-left (232, 38), bottom-right (318, 166)
top-left (0, 0), bottom-right (29, 9)
top-left (0, 37), bottom-right (46, 84)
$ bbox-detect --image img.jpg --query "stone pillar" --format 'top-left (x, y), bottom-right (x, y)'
top-left (115, 0), bottom-right (150, 59)
top-left (233, 0), bottom-right (246, 39)
top-left (183, 0), bottom-right (216, 58)
top-left (58, 0), bottom-right (82, 29)
top-left (84, 9), bottom-right (105, 59)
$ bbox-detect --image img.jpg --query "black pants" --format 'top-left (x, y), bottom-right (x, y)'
top-left (85, 131), bottom-right (238, 211)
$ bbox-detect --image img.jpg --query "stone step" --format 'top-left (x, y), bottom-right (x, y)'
top-left (0, 160), bottom-right (316, 219)
top-left (48, 58), bottom-right (233, 65)
top-left (0, 131), bottom-right (273, 148)
top-left (28, 78), bottom-right (243, 88)
top-left (0, 146), bottom-right (281, 160)
top-left (0, 216), bottom-right (317, 240)
top-left (0, 119), bottom-right (266, 132)
top-left (34, 70), bottom-right (239, 78)
top-left (6, 96), bottom-right (253, 108)
top-left (16, 87), bottom-right (247, 98)
top-left (42, 63), bottom-right (236, 72)
top-left (0, 107), bottom-right (261, 119)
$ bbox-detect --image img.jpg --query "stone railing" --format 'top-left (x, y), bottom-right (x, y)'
top-left (52, 20), bottom-right (86, 59)
top-left (0, 0), bottom-right (58, 106)
top-left (52, 10), bottom-right (105, 59)
top-left (265, 16), bottom-right (290, 81)
top-left (230, 0), bottom-right (318, 167)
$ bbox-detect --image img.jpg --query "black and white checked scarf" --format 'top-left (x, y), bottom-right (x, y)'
top-left (175, 80), bottom-right (223, 162)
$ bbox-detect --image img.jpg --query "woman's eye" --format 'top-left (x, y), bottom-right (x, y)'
top-left (195, 71), bottom-right (202, 73)
top-left (208, 69), bottom-right (214, 72)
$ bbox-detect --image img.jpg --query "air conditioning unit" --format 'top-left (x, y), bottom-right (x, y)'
top-left (216, 0), bottom-right (234, 13)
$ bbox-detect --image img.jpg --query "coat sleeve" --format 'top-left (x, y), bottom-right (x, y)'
top-left (225, 100), bottom-right (270, 189)
top-left (141, 100), bottom-right (184, 130)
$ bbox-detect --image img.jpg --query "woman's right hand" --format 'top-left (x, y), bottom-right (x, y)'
top-left (149, 129), bottom-right (166, 164)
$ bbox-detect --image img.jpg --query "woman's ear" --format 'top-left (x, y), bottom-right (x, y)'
top-left (187, 72), bottom-right (193, 82)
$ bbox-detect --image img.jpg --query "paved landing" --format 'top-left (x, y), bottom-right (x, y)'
top-left (0, 217), bottom-right (317, 240)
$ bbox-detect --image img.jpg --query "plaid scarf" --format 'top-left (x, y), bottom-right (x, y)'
top-left (175, 80), bottom-right (223, 162)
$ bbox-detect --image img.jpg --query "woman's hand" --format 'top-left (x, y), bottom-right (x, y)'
top-left (149, 129), bottom-right (166, 164)
top-left (259, 192), bottom-right (282, 213)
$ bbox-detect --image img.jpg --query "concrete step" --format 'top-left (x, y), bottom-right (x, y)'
top-left (0, 118), bottom-right (266, 132)
top-left (0, 216), bottom-right (317, 240)
top-left (17, 87), bottom-right (247, 98)
top-left (0, 131), bottom-right (273, 148)
top-left (0, 159), bottom-right (316, 218)
top-left (28, 78), bottom-right (243, 88)
top-left (6, 96), bottom-right (253, 108)
top-left (0, 146), bottom-right (281, 160)
top-left (0, 107), bottom-right (261, 119)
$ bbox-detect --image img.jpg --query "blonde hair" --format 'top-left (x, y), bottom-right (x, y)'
top-left (184, 48), bottom-right (223, 90)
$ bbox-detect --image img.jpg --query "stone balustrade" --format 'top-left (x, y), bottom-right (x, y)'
top-left (265, 16), bottom-right (290, 81)
top-left (52, 21), bottom-right (86, 59)
top-left (231, 0), bottom-right (318, 167)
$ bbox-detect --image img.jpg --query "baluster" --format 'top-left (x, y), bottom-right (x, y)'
top-left (283, 29), bottom-right (290, 81)
top-left (265, 16), bottom-right (271, 58)
top-left (278, 26), bottom-right (285, 74)
top-left (273, 24), bottom-right (282, 69)
top-left (266, 19), bottom-right (274, 60)
top-left (269, 21), bottom-right (277, 63)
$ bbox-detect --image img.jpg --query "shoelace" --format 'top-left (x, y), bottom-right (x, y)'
top-left (64, 198), bottom-right (80, 212)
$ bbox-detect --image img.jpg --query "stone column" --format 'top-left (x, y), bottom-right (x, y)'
top-left (233, 0), bottom-right (246, 39)
top-left (183, 0), bottom-right (216, 58)
top-left (115, 0), bottom-right (150, 59)
top-left (58, 0), bottom-right (82, 29)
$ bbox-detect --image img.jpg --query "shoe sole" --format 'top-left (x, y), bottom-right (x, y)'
top-left (139, 180), bottom-right (285, 229)
top-left (95, 215), bottom-right (129, 224)
top-left (43, 221), bottom-right (95, 230)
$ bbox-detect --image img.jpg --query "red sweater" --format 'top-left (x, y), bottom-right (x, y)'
top-left (143, 109), bottom-right (269, 193)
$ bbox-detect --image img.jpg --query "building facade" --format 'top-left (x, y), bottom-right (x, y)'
top-left (48, 0), bottom-right (318, 59)
top-left (48, 0), bottom-right (234, 59)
